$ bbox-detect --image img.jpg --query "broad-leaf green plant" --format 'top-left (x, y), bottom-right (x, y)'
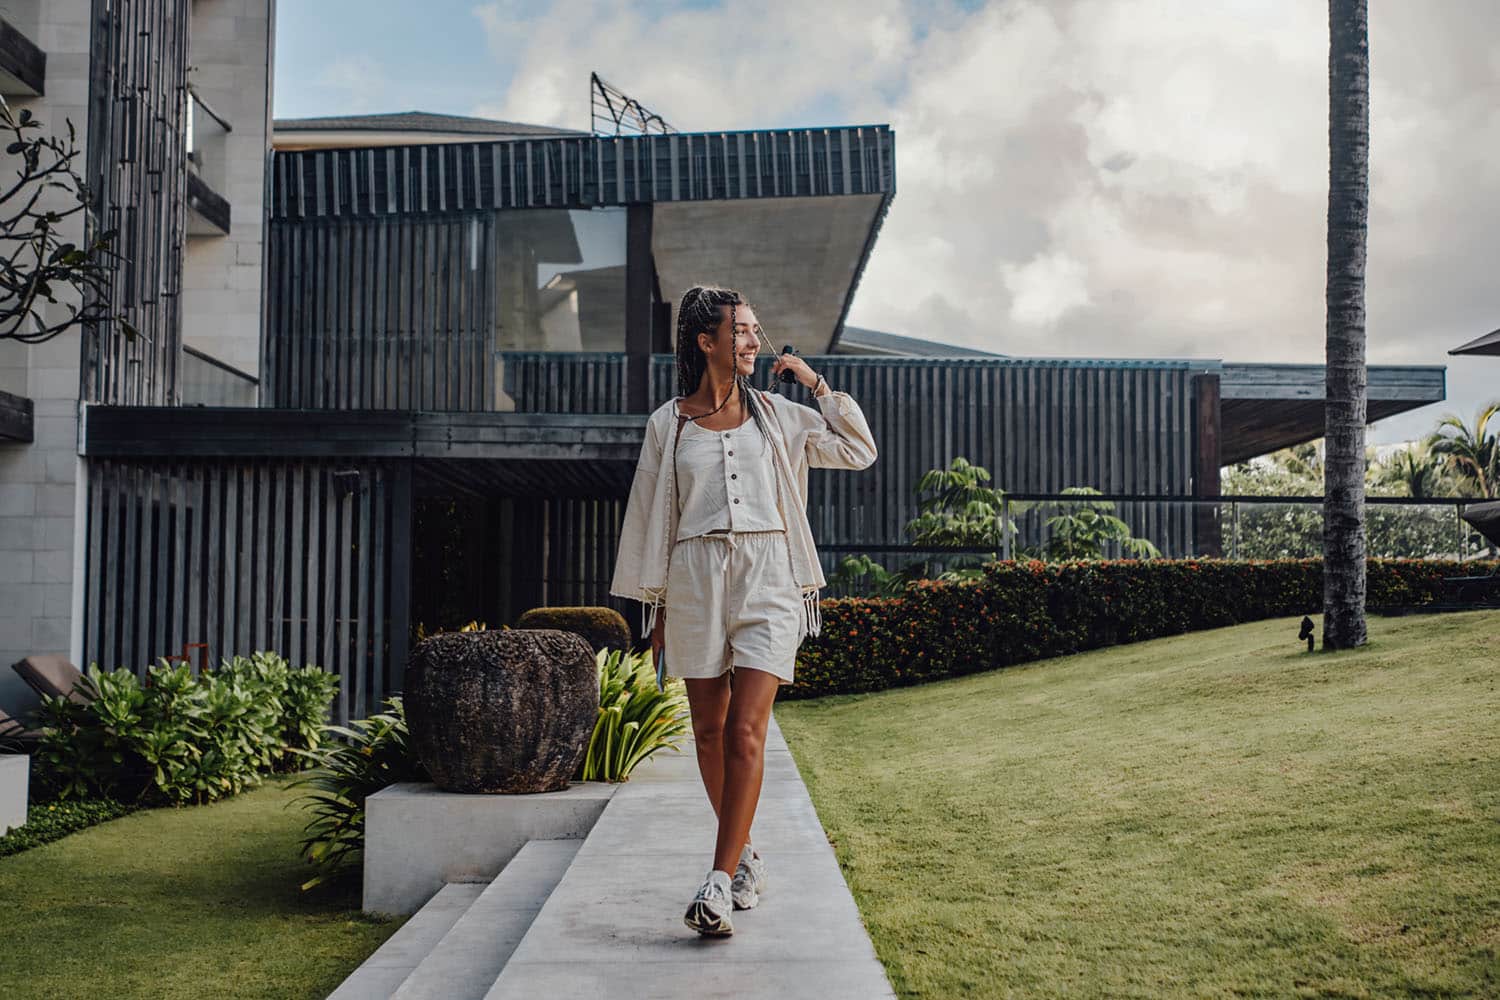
top-left (578, 649), bottom-right (689, 782)
top-left (1041, 487), bottom-right (1161, 561)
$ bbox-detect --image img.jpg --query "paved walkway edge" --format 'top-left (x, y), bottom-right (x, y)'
top-left (485, 714), bottom-right (896, 999)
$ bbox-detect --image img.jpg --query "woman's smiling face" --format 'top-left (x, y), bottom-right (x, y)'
top-left (729, 305), bottom-right (763, 376)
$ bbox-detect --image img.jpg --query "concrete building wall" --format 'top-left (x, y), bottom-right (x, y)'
top-left (0, 0), bottom-right (276, 718)
top-left (180, 0), bottom-right (276, 381)
top-left (0, 0), bottom-right (92, 715)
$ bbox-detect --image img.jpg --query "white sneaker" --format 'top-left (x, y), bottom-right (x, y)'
top-left (684, 869), bottom-right (734, 936)
top-left (731, 843), bottom-right (767, 910)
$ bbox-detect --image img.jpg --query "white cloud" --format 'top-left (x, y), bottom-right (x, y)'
top-left (1002, 250), bottom-right (1090, 327)
top-left (467, 0), bottom-right (1499, 437)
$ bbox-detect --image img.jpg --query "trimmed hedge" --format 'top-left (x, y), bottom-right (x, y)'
top-left (786, 558), bottom-right (1492, 700)
top-left (516, 606), bottom-right (632, 654)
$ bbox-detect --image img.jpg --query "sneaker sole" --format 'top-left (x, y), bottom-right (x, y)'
top-left (684, 901), bottom-right (734, 936)
top-left (731, 886), bottom-right (759, 910)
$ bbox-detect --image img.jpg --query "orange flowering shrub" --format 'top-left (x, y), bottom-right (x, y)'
top-left (785, 558), bottom-right (1483, 700)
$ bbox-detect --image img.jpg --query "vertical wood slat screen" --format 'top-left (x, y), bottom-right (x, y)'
top-left (650, 356), bottom-right (1197, 558)
top-left (81, 0), bottom-right (191, 405)
top-left (83, 459), bottom-right (397, 724)
top-left (265, 216), bottom-right (495, 410)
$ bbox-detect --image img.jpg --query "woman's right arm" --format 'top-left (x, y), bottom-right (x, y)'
top-left (608, 415), bottom-right (666, 625)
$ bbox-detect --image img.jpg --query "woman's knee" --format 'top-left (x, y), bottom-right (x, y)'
top-left (724, 717), bottom-right (766, 760)
top-left (692, 714), bottom-right (725, 747)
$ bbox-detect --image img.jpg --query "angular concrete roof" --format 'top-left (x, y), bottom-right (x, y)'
top-left (834, 326), bottom-right (1007, 357)
top-left (1449, 328), bottom-right (1500, 357)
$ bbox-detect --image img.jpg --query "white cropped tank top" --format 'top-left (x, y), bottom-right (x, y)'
top-left (674, 415), bottom-right (786, 540)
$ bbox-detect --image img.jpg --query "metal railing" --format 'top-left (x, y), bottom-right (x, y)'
top-left (815, 493), bottom-right (1497, 598)
top-left (180, 345), bottom-right (257, 407)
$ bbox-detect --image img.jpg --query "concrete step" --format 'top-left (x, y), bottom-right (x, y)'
top-left (327, 881), bottom-right (487, 1000)
top-left (389, 839), bottom-right (583, 1000)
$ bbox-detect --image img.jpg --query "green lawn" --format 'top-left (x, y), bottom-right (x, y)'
top-left (0, 777), bottom-right (399, 1000)
top-left (777, 612), bottom-right (1500, 1000)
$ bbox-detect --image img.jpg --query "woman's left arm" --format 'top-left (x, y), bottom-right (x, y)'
top-left (806, 385), bottom-right (877, 469)
top-left (770, 355), bottom-right (878, 470)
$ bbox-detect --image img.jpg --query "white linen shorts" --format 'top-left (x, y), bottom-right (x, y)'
top-left (663, 529), bottom-right (805, 686)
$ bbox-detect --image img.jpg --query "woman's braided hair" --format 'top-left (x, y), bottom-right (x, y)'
top-left (673, 284), bottom-right (774, 447)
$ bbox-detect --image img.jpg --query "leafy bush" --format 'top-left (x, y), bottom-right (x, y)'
top-left (578, 649), bottom-right (689, 782)
top-left (788, 558), bottom-right (1485, 700)
top-left (1040, 487), bottom-right (1160, 560)
top-left (290, 697), bottom-right (428, 891)
top-left (0, 797), bottom-right (134, 858)
top-left (516, 606), bottom-right (631, 653)
top-left (218, 652), bottom-right (340, 771)
top-left (32, 652), bottom-right (337, 805)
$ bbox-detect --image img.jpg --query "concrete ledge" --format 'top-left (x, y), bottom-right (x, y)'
top-left (364, 781), bottom-right (619, 915)
top-left (1, 754), bottom-right (29, 834)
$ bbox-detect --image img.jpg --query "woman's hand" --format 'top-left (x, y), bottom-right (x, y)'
top-left (651, 608), bottom-right (665, 663)
top-left (771, 352), bottom-right (824, 394)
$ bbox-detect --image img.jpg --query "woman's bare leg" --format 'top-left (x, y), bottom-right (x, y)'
top-left (712, 667), bottom-right (780, 876)
top-left (683, 675), bottom-right (732, 817)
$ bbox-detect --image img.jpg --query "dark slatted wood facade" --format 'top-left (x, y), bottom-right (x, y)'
top-left (82, 459), bottom-right (407, 723)
top-left (81, 0), bottom-right (191, 405)
top-left (268, 127), bottom-right (895, 221)
top-left (264, 215), bottom-right (497, 410)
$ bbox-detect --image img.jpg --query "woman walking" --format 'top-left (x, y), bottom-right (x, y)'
top-left (609, 285), bottom-right (877, 937)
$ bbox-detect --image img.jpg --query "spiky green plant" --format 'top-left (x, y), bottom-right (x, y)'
top-left (578, 649), bottom-right (689, 782)
top-left (289, 697), bottom-right (427, 891)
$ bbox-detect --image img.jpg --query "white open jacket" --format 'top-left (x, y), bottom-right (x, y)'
top-left (608, 388), bottom-right (878, 639)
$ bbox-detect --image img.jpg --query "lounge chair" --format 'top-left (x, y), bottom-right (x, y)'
top-left (11, 654), bottom-right (92, 705)
top-left (0, 704), bottom-right (41, 746)
top-left (1441, 501), bottom-right (1500, 606)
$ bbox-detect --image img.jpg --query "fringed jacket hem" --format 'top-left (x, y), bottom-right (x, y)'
top-left (608, 388), bottom-right (877, 639)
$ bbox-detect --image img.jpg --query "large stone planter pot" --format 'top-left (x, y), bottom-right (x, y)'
top-left (405, 629), bottom-right (598, 793)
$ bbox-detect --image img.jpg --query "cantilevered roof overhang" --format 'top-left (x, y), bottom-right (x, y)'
top-left (268, 126), bottom-right (896, 353)
top-left (1449, 328), bottom-right (1500, 357)
top-left (1216, 362), bottom-right (1446, 464)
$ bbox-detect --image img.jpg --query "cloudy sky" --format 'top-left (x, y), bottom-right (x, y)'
top-left (275, 0), bottom-right (1497, 444)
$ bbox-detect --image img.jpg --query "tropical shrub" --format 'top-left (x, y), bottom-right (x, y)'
top-left (290, 697), bottom-right (428, 891)
top-left (788, 557), bottom-right (1486, 700)
top-left (516, 605), bottom-right (632, 653)
top-left (578, 649), bottom-right (689, 782)
top-left (217, 652), bottom-right (339, 772)
top-left (32, 653), bottom-right (337, 805)
top-left (1039, 487), bottom-right (1161, 560)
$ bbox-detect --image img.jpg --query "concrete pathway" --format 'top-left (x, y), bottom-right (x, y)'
top-left (484, 715), bottom-right (896, 999)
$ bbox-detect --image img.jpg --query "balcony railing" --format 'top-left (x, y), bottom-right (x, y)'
top-left (180, 345), bottom-right (257, 407)
top-left (185, 84), bottom-right (232, 235)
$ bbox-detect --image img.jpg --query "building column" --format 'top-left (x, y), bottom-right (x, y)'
top-left (387, 462), bottom-right (413, 692)
top-left (1192, 373), bottom-right (1223, 557)
top-left (625, 204), bottom-right (655, 412)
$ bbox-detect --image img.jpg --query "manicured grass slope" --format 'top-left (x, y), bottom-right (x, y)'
top-left (777, 613), bottom-right (1500, 999)
top-left (0, 777), bottom-right (399, 1000)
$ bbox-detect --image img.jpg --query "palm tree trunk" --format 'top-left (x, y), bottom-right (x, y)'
top-left (1323, 0), bottom-right (1370, 649)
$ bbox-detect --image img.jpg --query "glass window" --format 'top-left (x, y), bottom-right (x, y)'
top-left (494, 207), bottom-right (626, 352)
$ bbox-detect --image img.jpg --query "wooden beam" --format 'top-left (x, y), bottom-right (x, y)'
top-left (1192, 373), bottom-right (1222, 557)
top-left (387, 462), bottom-right (413, 696)
top-left (0, 389), bottom-right (33, 442)
top-left (625, 203), bottom-right (654, 411)
top-left (0, 16), bottom-right (45, 97)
